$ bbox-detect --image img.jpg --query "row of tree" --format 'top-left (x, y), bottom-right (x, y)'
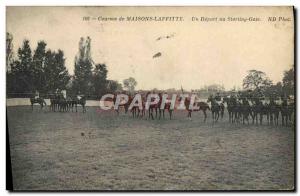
top-left (6, 33), bottom-right (138, 99)
top-left (242, 69), bottom-right (294, 99)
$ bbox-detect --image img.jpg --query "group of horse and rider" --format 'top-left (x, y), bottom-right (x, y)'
top-left (210, 92), bottom-right (294, 126)
top-left (30, 88), bottom-right (294, 126)
top-left (30, 89), bottom-right (86, 112)
top-left (109, 90), bottom-right (294, 126)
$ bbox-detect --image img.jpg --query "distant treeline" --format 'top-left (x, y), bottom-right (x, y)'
top-left (6, 33), bottom-right (122, 99)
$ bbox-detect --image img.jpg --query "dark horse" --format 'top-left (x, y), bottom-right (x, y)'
top-left (207, 95), bottom-right (220, 122)
top-left (59, 96), bottom-right (68, 112)
top-left (157, 93), bottom-right (173, 120)
top-left (72, 95), bottom-right (87, 113)
top-left (49, 93), bottom-right (62, 112)
top-left (240, 98), bottom-right (252, 124)
top-left (223, 96), bottom-right (235, 123)
top-left (178, 95), bottom-right (210, 121)
top-left (258, 100), bottom-right (270, 125)
top-left (30, 96), bottom-right (47, 111)
top-left (146, 92), bottom-right (159, 120)
top-left (269, 98), bottom-right (280, 126)
top-left (281, 99), bottom-right (294, 126)
top-left (50, 93), bottom-right (68, 112)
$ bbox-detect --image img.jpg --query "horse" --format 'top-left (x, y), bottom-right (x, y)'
top-left (30, 96), bottom-right (47, 111)
top-left (281, 99), bottom-right (294, 126)
top-left (223, 96), bottom-right (236, 123)
top-left (58, 95), bottom-right (68, 112)
top-left (207, 95), bottom-right (220, 122)
top-left (112, 93), bottom-right (130, 115)
top-left (66, 96), bottom-right (77, 112)
top-left (128, 95), bottom-right (140, 118)
top-left (74, 95), bottom-right (86, 113)
top-left (250, 98), bottom-right (261, 125)
top-left (269, 99), bottom-right (280, 126)
top-left (49, 93), bottom-right (63, 112)
top-left (177, 95), bottom-right (210, 121)
top-left (146, 92), bottom-right (159, 120)
top-left (258, 100), bottom-right (270, 125)
top-left (240, 98), bottom-right (252, 124)
top-left (157, 93), bottom-right (174, 120)
top-left (220, 102), bottom-right (225, 119)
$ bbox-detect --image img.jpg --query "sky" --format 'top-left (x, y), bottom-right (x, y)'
top-left (6, 6), bottom-right (294, 90)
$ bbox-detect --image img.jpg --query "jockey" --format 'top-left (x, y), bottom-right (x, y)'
top-left (215, 92), bottom-right (222, 104)
top-left (34, 90), bottom-right (39, 99)
top-left (215, 93), bottom-right (221, 99)
top-left (77, 91), bottom-right (84, 100)
top-left (62, 90), bottom-right (67, 99)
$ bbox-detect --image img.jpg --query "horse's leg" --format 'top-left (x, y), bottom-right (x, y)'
top-left (159, 109), bottom-right (161, 120)
top-left (260, 114), bottom-right (263, 125)
top-left (256, 113), bottom-right (258, 125)
top-left (148, 109), bottom-right (151, 119)
top-left (163, 110), bottom-right (165, 119)
top-left (203, 110), bottom-right (207, 122)
top-left (247, 114), bottom-right (249, 125)
top-left (151, 109), bottom-right (154, 120)
top-left (242, 113), bottom-right (245, 124)
top-left (221, 109), bottom-right (224, 119)
top-left (169, 109), bottom-right (172, 120)
top-left (137, 108), bottom-right (140, 118)
top-left (270, 113), bottom-right (273, 125)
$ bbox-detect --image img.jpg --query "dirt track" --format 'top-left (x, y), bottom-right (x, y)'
top-left (7, 106), bottom-right (295, 190)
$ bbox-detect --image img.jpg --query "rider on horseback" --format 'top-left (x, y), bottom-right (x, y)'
top-left (34, 90), bottom-right (40, 99)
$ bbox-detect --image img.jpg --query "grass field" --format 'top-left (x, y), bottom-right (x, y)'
top-left (7, 105), bottom-right (295, 190)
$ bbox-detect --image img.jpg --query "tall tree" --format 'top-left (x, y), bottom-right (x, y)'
top-left (44, 49), bottom-right (70, 93)
top-left (243, 70), bottom-right (272, 93)
top-left (31, 41), bottom-right (47, 93)
top-left (73, 37), bottom-right (93, 95)
top-left (13, 39), bottom-right (33, 94)
top-left (282, 67), bottom-right (294, 96)
top-left (107, 80), bottom-right (122, 93)
top-left (6, 33), bottom-right (14, 95)
top-left (123, 77), bottom-right (137, 93)
top-left (6, 32), bottom-right (14, 73)
top-left (92, 63), bottom-right (108, 98)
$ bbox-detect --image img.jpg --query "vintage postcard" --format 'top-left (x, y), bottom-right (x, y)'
top-left (6, 6), bottom-right (295, 191)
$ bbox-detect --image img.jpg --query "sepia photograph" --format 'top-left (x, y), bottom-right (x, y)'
top-left (6, 6), bottom-right (295, 191)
